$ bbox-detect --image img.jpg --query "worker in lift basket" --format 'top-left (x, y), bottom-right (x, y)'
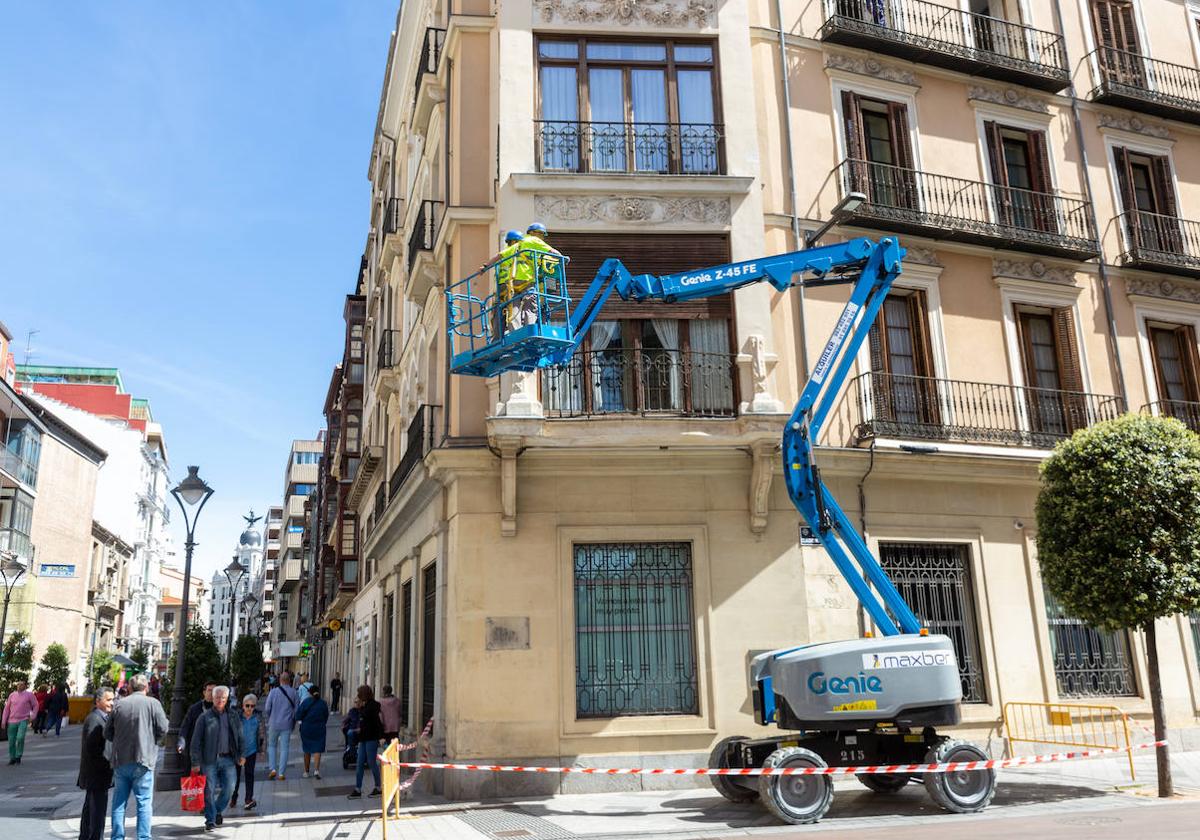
top-left (481, 229), bottom-right (525, 339)
top-left (509, 222), bottom-right (563, 330)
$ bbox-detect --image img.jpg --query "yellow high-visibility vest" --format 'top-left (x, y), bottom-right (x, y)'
top-left (512, 236), bottom-right (562, 293)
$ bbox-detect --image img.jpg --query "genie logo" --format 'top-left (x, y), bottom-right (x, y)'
top-left (807, 671), bottom-right (884, 696)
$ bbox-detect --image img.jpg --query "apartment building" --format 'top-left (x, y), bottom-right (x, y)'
top-left (253, 505), bottom-right (283, 658)
top-left (272, 438), bottom-right (322, 671)
top-left (320, 0), bottom-right (1200, 798)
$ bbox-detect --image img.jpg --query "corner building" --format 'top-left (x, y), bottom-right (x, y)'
top-left (332, 0), bottom-right (1200, 798)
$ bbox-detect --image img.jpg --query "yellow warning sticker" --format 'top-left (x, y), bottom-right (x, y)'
top-left (832, 700), bottom-right (878, 712)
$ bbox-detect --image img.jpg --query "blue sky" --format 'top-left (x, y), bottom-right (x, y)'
top-left (0, 2), bottom-right (396, 583)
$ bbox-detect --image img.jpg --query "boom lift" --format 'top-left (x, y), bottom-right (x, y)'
top-left (447, 238), bottom-right (997, 824)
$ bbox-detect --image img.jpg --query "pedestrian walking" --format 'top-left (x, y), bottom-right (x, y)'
top-left (190, 685), bottom-right (243, 831)
top-left (296, 673), bottom-right (313, 700)
top-left (3, 679), bottom-right (38, 764)
top-left (33, 684), bottom-right (49, 734)
top-left (104, 673), bottom-right (168, 840)
top-left (47, 682), bottom-right (70, 736)
top-left (148, 675), bottom-right (161, 701)
top-left (329, 673), bottom-right (342, 713)
top-left (347, 685), bottom-right (383, 800)
top-left (379, 685), bottom-right (401, 744)
top-left (77, 688), bottom-right (115, 840)
top-left (178, 681), bottom-right (215, 770)
top-left (263, 670), bottom-right (299, 780)
top-left (296, 686), bottom-right (329, 779)
top-left (230, 693), bottom-right (264, 810)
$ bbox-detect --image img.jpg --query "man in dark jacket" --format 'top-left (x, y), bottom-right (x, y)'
top-left (190, 686), bottom-right (243, 831)
top-left (77, 688), bottom-right (114, 840)
top-left (178, 681), bottom-right (215, 771)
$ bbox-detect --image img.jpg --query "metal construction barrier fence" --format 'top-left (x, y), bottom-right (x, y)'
top-left (1002, 701), bottom-right (1137, 780)
top-left (380, 719), bottom-right (434, 840)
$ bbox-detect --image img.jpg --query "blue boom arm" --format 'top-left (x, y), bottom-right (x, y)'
top-left (446, 236), bottom-right (921, 635)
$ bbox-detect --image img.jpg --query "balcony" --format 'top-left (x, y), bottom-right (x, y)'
top-left (541, 349), bottom-right (738, 419)
top-left (0, 446), bottom-right (37, 489)
top-left (412, 27), bottom-right (446, 129)
top-left (1115, 210), bottom-right (1200, 278)
top-left (832, 159), bottom-right (1099, 259)
top-left (852, 371), bottom-right (1126, 449)
top-left (535, 121), bottom-right (725, 175)
top-left (818, 0), bottom-right (1069, 92)
top-left (389, 404), bottom-right (438, 500)
top-left (374, 329), bottom-right (401, 399)
top-left (278, 556), bottom-right (302, 593)
top-left (0, 527), bottom-right (32, 564)
top-left (1086, 47), bottom-right (1200, 125)
top-left (381, 197), bottom-right (405, 263)
top-left (347, 444), bottom-right (384, 507)
top-left (407, 199), bottom-right (442, 274)
top-left (1143, 400), bottom-right (1200, 433)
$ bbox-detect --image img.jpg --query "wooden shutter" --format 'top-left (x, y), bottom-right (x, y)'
top-left (983, 121), bottom-right (1007, 186)
top-left (1112, 146), bottom-right (1136, 213)
top-left (1052, 307), bottom-right (1085, 393)
top-left (553, 232), bottom-right (732, 319)
top-left (1150, 156), bottom-right (1178, 217)
top-left (1180, 324), bottom-right (1200, 402)
top-left (886, 102), bottom-right (914, 169)
top-left (908, 291), bottom-right (936, 379)
top-left (1091, 1), bottom-right (1139, 52)
top-left (842, 91), bottom-right (865, 161)
top-left (1028, 131), bottom-right (1054, 194)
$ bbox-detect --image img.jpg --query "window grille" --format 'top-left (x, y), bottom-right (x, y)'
top-left (420, 565), bottom-right (436, 726)
top-left (574, 542), bottom-right (699, 718)
top-left (1043, 586), bottom-right (1137, 697)
top-left (878, 542), bottom-right (988, 703)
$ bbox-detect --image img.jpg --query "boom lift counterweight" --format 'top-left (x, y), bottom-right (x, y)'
top-left (446, 237), bottom-right (997, 824)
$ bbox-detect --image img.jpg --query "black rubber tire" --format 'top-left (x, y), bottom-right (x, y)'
top-left (757, 746), bottom-right (833, 825)
top-left (708, 735), bottom-right (758, 803)
top-left (855, 772), bottom-right (909, 793)
top-left (921, 739), bottom-right (997, 814)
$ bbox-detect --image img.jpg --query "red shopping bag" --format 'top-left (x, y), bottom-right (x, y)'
top-left (181, 772), bottom-right (206, 812)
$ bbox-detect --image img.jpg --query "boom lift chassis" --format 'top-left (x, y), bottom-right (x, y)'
top-left (447, 237), bottom-right (997, 823)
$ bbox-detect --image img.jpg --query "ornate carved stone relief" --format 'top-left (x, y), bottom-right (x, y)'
top-left (534, 0), bottom-right (715, 27)
top-left (1097, 112), bottom-right (1171, 140)
top-left (904, 247), bottom-right (942, 267)
top-left (967, 85), bottom-right (1050, 114)
top-left (1125, 276), bottom-right (1200, 304)
top-left (993, 258), bottom-right (1076, 285)
top-left (534, 194), bottom-right (731, 225)
top-left (825, 52), bottom-right (917, 87)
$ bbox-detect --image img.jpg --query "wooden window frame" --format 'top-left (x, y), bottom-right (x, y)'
top-left (1014, 304), bottom-right (1088, 435)
top-left (983, 121), bottom-right (1057, 233)
top-left (1147, 321), bottom-right (1200, 406)
top-left (842, 91), bottom-right (917, 210)
top-left (868, 289), bottom-right (940, 426)
top-left (534, 35), bottom-right (724, 175)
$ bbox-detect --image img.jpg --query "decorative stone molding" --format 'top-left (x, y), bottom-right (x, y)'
top-left (1126, 276), bottom-right (1200, 304)
top-left (1097, 112), bottom-right (1171, 140)
top-left (825, 52), bottom-right (917, 87)
top-left (749, 439), bottom-right (776, 536)
top-left (967, 85), bottom-right (1050, 114)
top-left (904, 247), bottom-right (942, 267)
top-left (534, 0), bottom-right (715, 27)
top-left (993, 258), bottom-right (1076, 286)
top-left (534, 194), bottom-right (731, 225)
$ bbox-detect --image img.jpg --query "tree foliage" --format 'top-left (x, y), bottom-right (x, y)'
top-left (0, 631), bottom-right (35, 698)
top-left (229, 635), bottom-right (264, 699)
top-left (88, 649), bottom-right (115, 690)
top-left (131, 645), bottom-right (150, 672)
top-left (163, 623), bottom-right (222, 706)
top-left (1036, 414), bottom-right (1200, 629)
top-left (34, 642), bottom-right (71, 689)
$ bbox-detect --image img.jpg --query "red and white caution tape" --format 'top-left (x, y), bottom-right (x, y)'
top-left (381, 739), bottom-right (1167, 777)
top-left (379, 718), bottom-right (436, 794)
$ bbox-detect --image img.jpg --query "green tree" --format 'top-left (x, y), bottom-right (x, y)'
top-left (131, 645), bottom-right (150, 673)
top-left (163, 623), bottom-right (222, 708)
top-left (88, 649), bottom-right (114, 691)
top-left (1036, 414), bottom-right (1200, 798)
top-left (0, 630), bottom-right (35, 698)
top-left (229, 635), bottom-right (264, 699)
top-left (34, 642), bottom-right (71, 689)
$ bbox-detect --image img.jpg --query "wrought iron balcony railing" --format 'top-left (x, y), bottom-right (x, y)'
top-left (412, 27), bottom-right (446, 107)
top-left (833, 159), bottom-right (1099, 259)
top-left (383, 197), bottom-right (403, 237)
top-left (376, 329), bottom-right (400, 372)
top-left (853, 371), bottom-right (1126, 448)
top-left (1116, 210), bottom-right (1200, 277)
top-left (819, 0), bottom-right (1069, 91)
top-left (407, 199), bottom-right (442, 273)
top-left (541, 349), bottom-right (737, 419)
top-left (389, 404), bottom-right (439, 499)
top-left (1143, 400), bottom-right (1200, 433)
top-left (1086, 46), bottom-right (1200, 125)
top-left (535, 121), bottom-right (724, 175)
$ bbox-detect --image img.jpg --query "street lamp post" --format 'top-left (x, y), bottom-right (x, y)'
top-left (0, 551), bottom-right (29, 659)
top-left (223, 555), bottom-right (247, 672)
top-left (87, 592), bottom-right (109, 692)
top-left (157, 465), bottom-right (213, 792)
top-left (241, 591), bottom-right (259, 638)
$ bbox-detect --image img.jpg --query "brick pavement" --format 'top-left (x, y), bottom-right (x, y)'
top-left (3, 714), bottom-right (1200, 840)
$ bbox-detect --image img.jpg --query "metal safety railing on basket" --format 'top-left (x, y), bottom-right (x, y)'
top-left (1002, 701), bottom-right (1137, 780)
top-left (446, 248), bottom-right (572, 361)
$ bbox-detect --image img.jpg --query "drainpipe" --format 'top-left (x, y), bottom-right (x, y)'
top-left (775, 0), bottom-right (810, 380)
top-left (1050, 0), bottom-right (1128, 404)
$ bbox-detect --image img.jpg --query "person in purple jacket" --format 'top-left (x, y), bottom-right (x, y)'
top-left (262, 670), bottom-right (299, 780)
top-left (3, 680), bottom-right (38, 764)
